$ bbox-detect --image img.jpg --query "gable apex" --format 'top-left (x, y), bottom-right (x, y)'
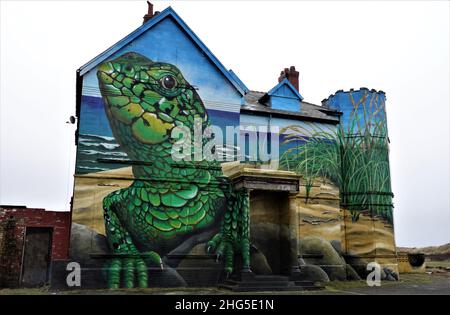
top-left (267, 78), bottom-right (304, 100)
top-left (257, 78), bottom-right (304, 112)
top-left (77, 6), bottom-right (246, 96)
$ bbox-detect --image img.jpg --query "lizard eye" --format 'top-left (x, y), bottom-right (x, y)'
top-left (161, 75), bottom-right (177, 90)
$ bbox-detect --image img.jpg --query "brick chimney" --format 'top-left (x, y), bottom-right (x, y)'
top-left (278, 66), bottom-right (299, 91)
top-left (143, 1), bottom-right (159, 24)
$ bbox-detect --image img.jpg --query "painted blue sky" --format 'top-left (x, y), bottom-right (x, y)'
top-left (82, 14), bottom-right (243, 114)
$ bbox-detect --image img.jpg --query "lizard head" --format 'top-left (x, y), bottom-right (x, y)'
top-left (97, 52), bottom-right (206, 146)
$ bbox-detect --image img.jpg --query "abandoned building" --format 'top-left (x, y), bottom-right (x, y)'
top-left (1, 3), bottom-right (402, 290)
top-left (0, 207), bottom-right (71, 287)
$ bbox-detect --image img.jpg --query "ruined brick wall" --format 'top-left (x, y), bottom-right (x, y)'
top-left (0, 207), bottom-right (71, 287)
top-left (0, 212), bottom-right (21, 287)
top-left (0, 213), bottom-right (4, 262)
top-left (0, 214), bottom-right (5, 285)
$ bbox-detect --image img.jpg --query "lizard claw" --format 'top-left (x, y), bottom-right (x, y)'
top-left (106, 257), bottom-right (149, 289)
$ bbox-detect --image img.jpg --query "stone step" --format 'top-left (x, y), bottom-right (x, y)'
top-left (219, 282), bottom-right (320, 292)
top-left (251, 275), bottom-right (290, 281)
top-left (293, 280), bottom-right (317, 287)
top-left (219, 274), bottom-right (324, 292)
top-left (225, 279), bottom-right (291, 287)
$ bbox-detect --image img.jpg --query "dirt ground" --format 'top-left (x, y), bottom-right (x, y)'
top-left (1, 273), bottom-right (448, 295)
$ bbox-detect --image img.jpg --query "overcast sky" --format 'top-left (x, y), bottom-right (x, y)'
top-left (0, 1), bottom-right (449, 247)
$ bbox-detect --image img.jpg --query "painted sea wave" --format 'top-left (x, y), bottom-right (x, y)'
top-left (76, 133), bottom-right (283, 174)
top-left (76, 133), bottom-right (129, 174)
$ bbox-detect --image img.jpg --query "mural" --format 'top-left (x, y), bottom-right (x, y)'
top-left (85, 52), bottom-right (248, 288)
top-left (70, 7), bottom-right (398, 290)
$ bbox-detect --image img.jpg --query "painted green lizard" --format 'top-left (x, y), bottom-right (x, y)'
top-left (96, 52), bottom-right (250, 289)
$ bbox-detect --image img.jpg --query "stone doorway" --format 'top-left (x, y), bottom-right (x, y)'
top-left (249, 190), bottom-right (292, 276)
top-left (222, 162), bottom-right (301, 279)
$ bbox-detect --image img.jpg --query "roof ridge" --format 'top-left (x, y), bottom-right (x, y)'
top-left (77, 6), bottom-right (246, 95)
top-left (247, 90), bottom-right (266, 94)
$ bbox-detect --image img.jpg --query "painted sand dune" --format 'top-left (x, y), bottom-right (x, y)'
top-left (73, 167), bottom-right (396, 261)
top-left (72, 167), bottom-right (133, 235)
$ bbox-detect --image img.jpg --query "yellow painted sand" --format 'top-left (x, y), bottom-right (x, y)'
top-left (72, 166), bottom-right (396, 262)
top-left (342, 211), bottom-right (396, 256)
top-left (72, 162), bottom-right (239, 235)
top-left (72, 167), bottom-right (133, 235)
top-left (295, 177), bottom-right (396, 258)
top-left (297, 177), bottom-right (342, 241)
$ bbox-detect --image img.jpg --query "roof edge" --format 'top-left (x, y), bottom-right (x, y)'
top-left (77, 6), bottom-right (246, 96)
top-left (260, 78), bottom-right (304, 103)
top-left (322, 87), bottom-right (387, 105)
top-left (240, 105), bottom-right (340, 125)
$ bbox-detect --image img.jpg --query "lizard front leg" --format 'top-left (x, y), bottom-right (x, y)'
top-left (103, 192), bottom-right (162, 289)
top-left (237, 189), bottom-right (251, 270)
top-left (207, 188), bottom-right (251, 277)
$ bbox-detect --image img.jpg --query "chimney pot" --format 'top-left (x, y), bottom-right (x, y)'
top-left (147, 1), bottom-right (153, 14)
top-left (143, 1), bottom-right (154, 24)
top-left (278, 71), bottom-right (286, 83)
top-left (278, 66), bottom-right (299, 91)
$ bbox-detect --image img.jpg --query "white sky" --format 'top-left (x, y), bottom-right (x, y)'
top-left (0, 0), bottom-right (449, 247)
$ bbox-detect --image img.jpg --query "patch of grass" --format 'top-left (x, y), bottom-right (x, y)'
top-left (0, 286), bottom-right (51, 295)
top-left (2, 274), bottom-right (448, 295)
top-left (323, 280), bottom-right (367, 291)
top-left (397, 273), bottom-right (436, 284)
top-left (323, 273), bottom-right (439, 293)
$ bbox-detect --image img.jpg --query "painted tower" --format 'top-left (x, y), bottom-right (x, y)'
top-left (323, 88), bottom-right (397, 276)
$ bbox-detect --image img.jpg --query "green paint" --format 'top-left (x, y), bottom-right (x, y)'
top-left (97, 52), bottom-right (250, 289)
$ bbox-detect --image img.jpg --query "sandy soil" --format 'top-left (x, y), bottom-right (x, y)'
top-left (397, 244), bottom-right (450, 262)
